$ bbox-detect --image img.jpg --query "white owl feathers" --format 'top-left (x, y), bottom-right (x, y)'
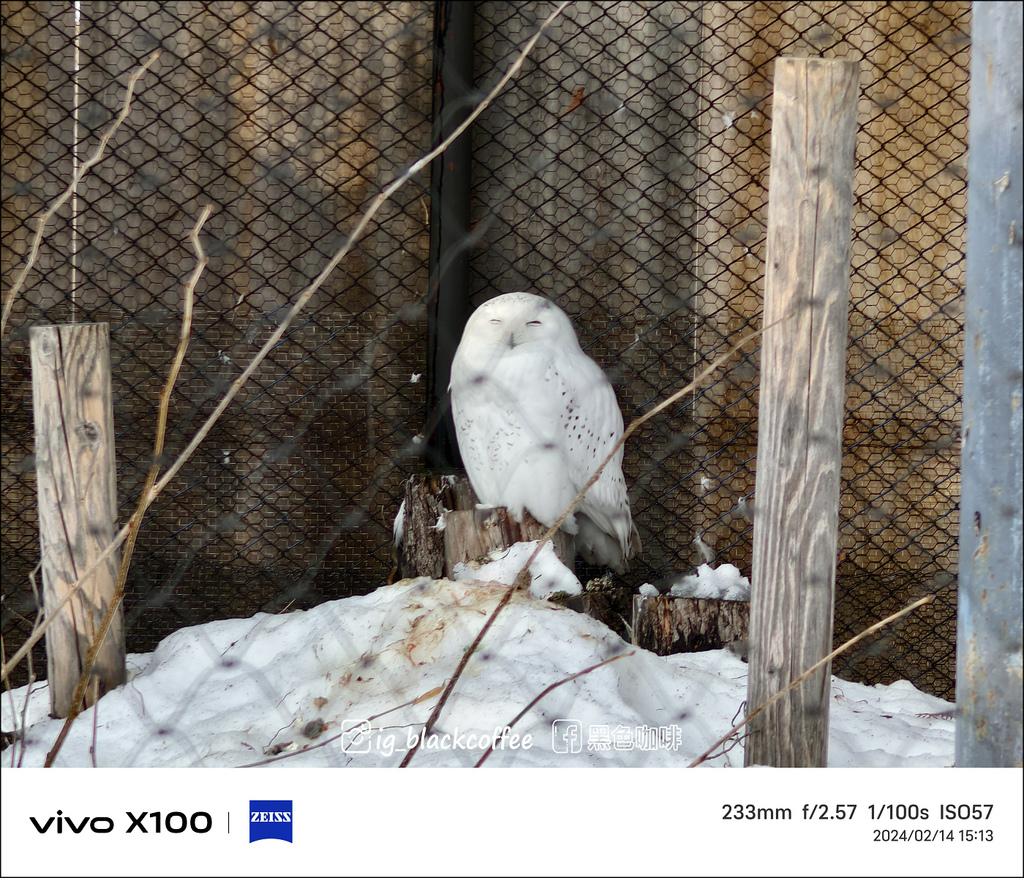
top-left (449, 292), bottom-right (641, 573)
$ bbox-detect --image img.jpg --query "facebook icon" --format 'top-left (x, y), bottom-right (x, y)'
top-left (551, 719), bottom-right (583, 754)
top-left (249, 800), bottom-right (293, 843)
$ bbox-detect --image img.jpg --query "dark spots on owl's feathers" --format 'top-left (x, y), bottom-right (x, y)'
top-left (449, 292), bottom-right (639, 571)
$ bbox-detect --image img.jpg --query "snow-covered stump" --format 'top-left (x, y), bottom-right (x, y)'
top-left (395, 475), bottom-right (574, 581)
top-left (443, 507), bottom-right (574, 580)
top-left (30, 323), bottom-right (126, 718)
top-left (631, 565), bottom-right (751, 656)
top-left (632, 595), bottom-right (749, 657)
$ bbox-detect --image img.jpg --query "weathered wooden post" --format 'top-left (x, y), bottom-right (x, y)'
top-left (745, 58), bottom-right (859, 767)
top-left (30, 323), bottom-right (126, 717)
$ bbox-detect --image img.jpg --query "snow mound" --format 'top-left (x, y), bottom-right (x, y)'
top-left (1, 577), bottom-right (952, 768)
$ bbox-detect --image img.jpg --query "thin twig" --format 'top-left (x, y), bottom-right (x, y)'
top-left (1, 635), bottom-right (13, 769)
top-left (138, 0), bottom-right (571, 510)
top-left (43, 205), bottom-right (212, 767)
top-left (687, 593), bottom-right (935, 767)
top-left (475, 651), bottom-right (633, 767)
top-left (2, 563), bottom-right (43, 767)
top-left (533, 324), bottom-right (773, 557)
top-left (401, 324), bottom-right (771, 767)
top-left (2, 2), bottom-right (570, 686)
top-left (89, 678), bottom-right (99, 768)
top-left (1, 49), bottom-right (162, 338)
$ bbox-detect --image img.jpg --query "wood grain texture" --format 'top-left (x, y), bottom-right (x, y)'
top-left (30, 324), bottom-right (125, 717)
top-left (443, 508), bottom-right (574, 582)
top-left (395, 474), bottom-right (574, 582)
top-left (745, 58), bottom-right (859, 767)
top-left (632, 594), bottom-right (749, 656)
top-left (396, 474), bottom-right (472, 580)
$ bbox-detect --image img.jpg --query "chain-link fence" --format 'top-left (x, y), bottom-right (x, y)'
top-left (2, 0), bottom-right (436, 683)
top-left (2, 1), bottom-right (967, 701)
top-left (469, 0), bottom-right (967, 699)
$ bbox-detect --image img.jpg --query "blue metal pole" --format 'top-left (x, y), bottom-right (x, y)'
top-left (956, 1), bottom-right (1023, 767)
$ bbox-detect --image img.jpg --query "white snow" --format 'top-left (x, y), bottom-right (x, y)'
top-left (1, 572), bottom-right (954, 769)
top-left (452, 539), bottom-right (583, 599)
top-left (668, 562), bottom-right (751, 601)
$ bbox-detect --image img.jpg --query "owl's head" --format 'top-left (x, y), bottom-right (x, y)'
top-left (464, 292), bottom-right (579, 352)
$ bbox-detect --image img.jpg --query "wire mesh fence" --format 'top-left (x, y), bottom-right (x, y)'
top-left (468, 0), bottom-right (966, 698)
top-left (3, 0), bottom-right (436, 683)
top-left (2, 0), bottom-right (967, 725)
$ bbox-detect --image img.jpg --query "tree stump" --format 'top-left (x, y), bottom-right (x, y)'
top-left (395, 474), bottom-right (574, 580)
top-left (565, 576), bottom-right (635, 643)
top-left (632, 595), bottom-right (750, 657)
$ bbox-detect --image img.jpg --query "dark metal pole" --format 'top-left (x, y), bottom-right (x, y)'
top-left (425, 0), bottom-right (475, 470)
top-left (956, 1), bottom-right (1023, 767)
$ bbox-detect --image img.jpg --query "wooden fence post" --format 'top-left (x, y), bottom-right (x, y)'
top-left (30, 323), bottom-right (125, 718)
top-left (745, 58), bottom-right (859, 767)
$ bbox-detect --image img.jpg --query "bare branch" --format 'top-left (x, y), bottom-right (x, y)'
top-left (43, 205), bottom-right (212, 767)
top-left (0, 49), bottom-right (162, 338)
top-left (3, 566), bottom-right (42, 768)
top-left (1, 1), bottom-right (569, 686)
top-left (141, 0), bottom-right (572, 513)
top-left (401, 324), bottom-right (771, 766)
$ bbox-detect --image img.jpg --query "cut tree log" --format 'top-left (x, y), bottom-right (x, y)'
top-left (395, 474), bottom-right (573, 581)
top-left (632, 594), bottom-right (749, 656)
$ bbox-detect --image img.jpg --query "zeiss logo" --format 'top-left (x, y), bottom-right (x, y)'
top-left (249, 800), bottom-right (293, 843)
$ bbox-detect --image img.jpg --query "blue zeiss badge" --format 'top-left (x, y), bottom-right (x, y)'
top-left (249, 800), bottom-right (293, 843)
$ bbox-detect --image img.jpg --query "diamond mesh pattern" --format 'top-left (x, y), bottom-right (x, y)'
top-left (2, 1), bottom-right (967, 698)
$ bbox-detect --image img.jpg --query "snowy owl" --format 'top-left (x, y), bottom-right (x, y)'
top-left (449, 292), bottom-right (641, 573)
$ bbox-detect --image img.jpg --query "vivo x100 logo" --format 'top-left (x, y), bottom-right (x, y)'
top-left (249, 800), bottom-right (293, 843)
top-left (30, 810), bottom-right (213, 834)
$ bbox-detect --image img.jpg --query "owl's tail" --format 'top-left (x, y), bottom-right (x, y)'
top-left (574, 512), bottom-right (642, 574)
